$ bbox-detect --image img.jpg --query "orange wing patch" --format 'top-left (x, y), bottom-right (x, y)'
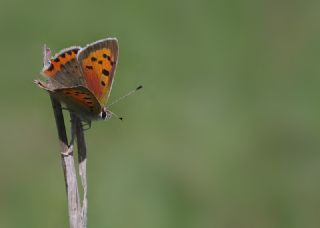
top-left (81, 48), bottom-right (115, 104)
top-left (43, 49), bottom-right (79, 77)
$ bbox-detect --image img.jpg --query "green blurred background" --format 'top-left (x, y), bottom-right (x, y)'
top-left (1, 0), bottom-right (320, 227)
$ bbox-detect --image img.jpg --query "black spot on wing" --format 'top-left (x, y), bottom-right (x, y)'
top-left (102, 69), bottom-right (109, 76)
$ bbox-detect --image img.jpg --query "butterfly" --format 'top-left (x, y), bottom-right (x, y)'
top-left (35, 38), bottom-right (119, 124)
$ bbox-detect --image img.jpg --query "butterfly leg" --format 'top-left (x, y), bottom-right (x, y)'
top-left (69, 119), bottom-right (91, 130)
top-left (81, 121), bottom-right (92, 131)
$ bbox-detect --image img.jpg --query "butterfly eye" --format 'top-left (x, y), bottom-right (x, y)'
top-left (99, 109), bottom-right (114, 120)
top-left (101, 110), bottom-right (107, 119)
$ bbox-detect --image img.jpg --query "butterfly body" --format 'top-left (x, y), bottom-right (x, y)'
top-left (36, 38), bottom-right (118, 122)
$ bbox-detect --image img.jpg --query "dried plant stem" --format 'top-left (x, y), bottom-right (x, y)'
top-left (50, 95), bottom-right (88, 228)
top-left (76, 117), bottom-right (88, 227)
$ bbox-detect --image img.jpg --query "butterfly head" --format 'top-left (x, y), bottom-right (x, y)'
top-left (99, 107), bottom-right (124, 121)
top-left (99, 107), bottom-right (112, 120)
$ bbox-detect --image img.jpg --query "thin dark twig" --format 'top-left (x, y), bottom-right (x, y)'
top-left (49, 96), bottom-right (68, 182)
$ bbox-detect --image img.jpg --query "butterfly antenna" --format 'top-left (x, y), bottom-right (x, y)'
top-left (107, 85), bottom-right (143, 108)
top-left (108, 110), bottom-right (124, 121)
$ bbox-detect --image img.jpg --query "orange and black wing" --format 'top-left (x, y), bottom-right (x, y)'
top-left (77, 38), bottom-right (118, 106)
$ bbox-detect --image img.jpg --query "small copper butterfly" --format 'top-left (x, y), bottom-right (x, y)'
top-left (35, 38), bottom-right (119, 123)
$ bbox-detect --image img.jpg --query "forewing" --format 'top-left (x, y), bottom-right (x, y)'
top-left (77, 38), bottom-right (118, 106)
